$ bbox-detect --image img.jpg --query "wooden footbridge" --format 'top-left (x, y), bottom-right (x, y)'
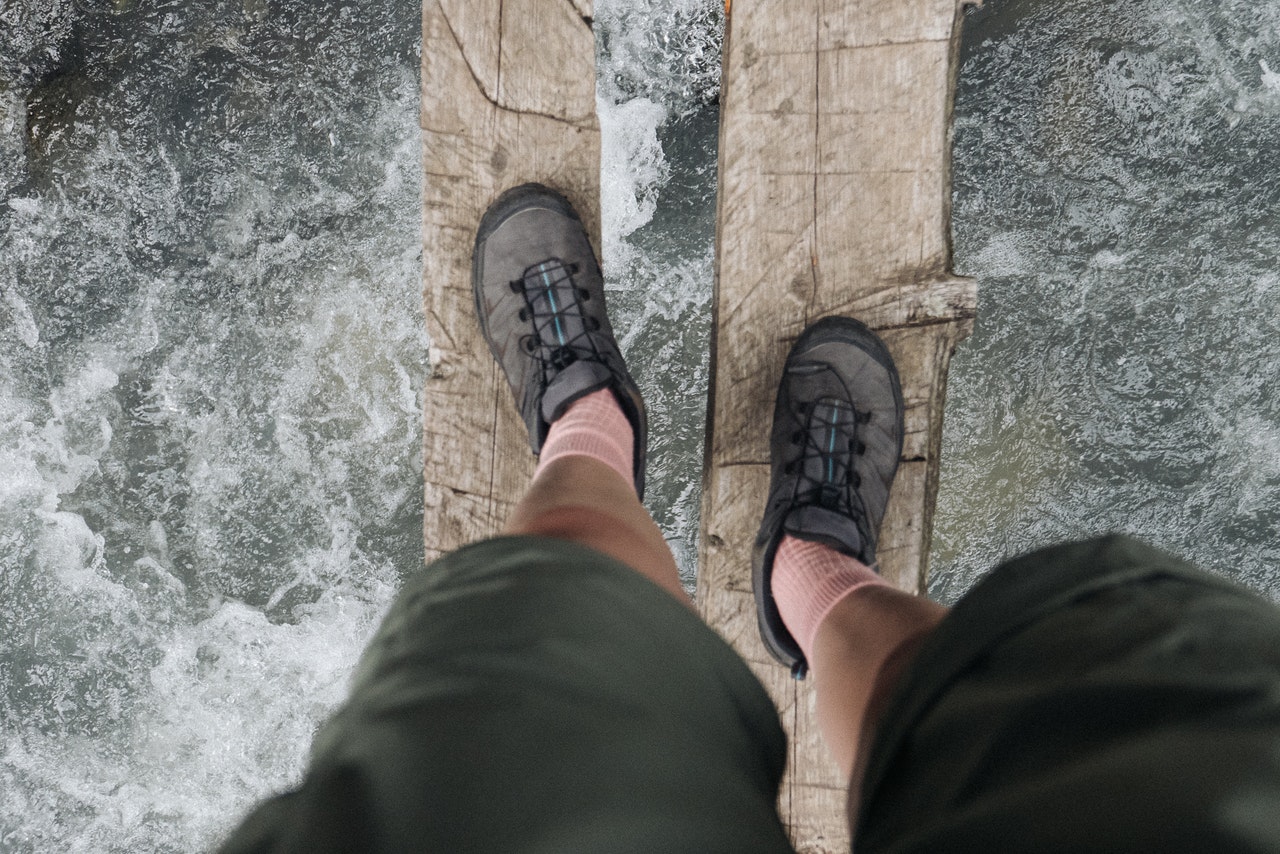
top-left (421, 0), bottom-right (977, 848)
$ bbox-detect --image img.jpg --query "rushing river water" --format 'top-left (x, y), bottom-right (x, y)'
top-left (0, 0), bottom-right (719, 848)
top-left (2, 2), bottom-right (427, 849)
top-left (1, 0), bottom-right (1277, 849)
top-left (932, 0), bottom-right (1280, 602)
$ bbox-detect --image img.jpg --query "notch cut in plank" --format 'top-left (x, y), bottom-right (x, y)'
top-left (700, 0), bottom-right (980, 850)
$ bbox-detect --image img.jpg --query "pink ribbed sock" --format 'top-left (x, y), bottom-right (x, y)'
top-left (534, 388), bottom-right (635, 488)
top-left (771, 534), bottom-right (887, 663)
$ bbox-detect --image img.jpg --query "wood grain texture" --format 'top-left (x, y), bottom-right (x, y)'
top-left (700, 0), bottom-right (979, 849)
top-left (422, 0), bottom-right (600, 561)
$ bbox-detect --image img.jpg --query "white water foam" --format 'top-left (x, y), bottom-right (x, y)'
top-left (1, 2), bottom-right (424, 850)
top-left (596, 0), bottom-right (723, 584)
top-left (0, 0), bottom-right (723, 849)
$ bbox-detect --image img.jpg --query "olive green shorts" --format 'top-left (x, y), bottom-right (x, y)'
top-left (220, 536), bottom-right (794, 853)
top-left (222, 534), bottom-right (1280, 852)
top-left (857, 535), bottom-right (1280, 852)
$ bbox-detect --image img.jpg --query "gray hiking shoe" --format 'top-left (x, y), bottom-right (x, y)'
top-left (753, 316), bottom-right (904, 678)
top-left (472, 183), bottom-right (647, 497)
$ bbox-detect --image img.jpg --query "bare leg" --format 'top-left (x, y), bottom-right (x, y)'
top-left (809, 585), bottom-right (948, 790)
top-left (503, 455), bottom-right (690, 607)
top-left (508, 446), bottom-right (938, 791)
top-left (472, 185), bottom-right (680, 604)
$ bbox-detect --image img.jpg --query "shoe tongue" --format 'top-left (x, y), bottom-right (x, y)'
top-left (802, 398), bottom-right (856, 485)
top-left (541, 358), bottom-right (612, 424)
top-left (784, 505), bottom-right (866, 560)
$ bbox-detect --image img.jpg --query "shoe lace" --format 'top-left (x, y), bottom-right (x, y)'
top-left (785, 396), bottom-right (872, 517)
top-left (509, 258), bottom-right (609, 377)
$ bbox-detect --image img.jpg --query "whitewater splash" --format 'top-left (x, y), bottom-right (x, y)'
top-left (0, 0), bottom-right (721, 849)
top-left (2, 3), bottom-right (425, 849)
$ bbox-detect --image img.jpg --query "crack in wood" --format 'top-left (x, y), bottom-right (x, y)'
top-left (435, 2), bottom-right (498, 103)
top-left (485, 365), bottom-right (502, 530)
top-left (807, 5), bottom-right (822, 328)
top-left (565, 0), bottom-right (593, 25)
top-left (817, 38), bottom-right (951, 51)
top-left (433, 0), bottom-right (595, 130)
top-left (446, 485), bottom-right (494, 500)
top-left (424, 311), bottom-right (459, 349)
top-left (496, 0), bottom-right (505, 102)
top-left (564, 0), bottom-right (592, 27)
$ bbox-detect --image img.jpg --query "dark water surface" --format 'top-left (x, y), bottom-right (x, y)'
top-left (932, 0), bottom-right (1280, 602)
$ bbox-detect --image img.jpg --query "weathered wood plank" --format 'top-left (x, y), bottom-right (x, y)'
top-left (701, 0), bottom-right (978, 849)
top-left (422, 0), bottom-right (600, 561)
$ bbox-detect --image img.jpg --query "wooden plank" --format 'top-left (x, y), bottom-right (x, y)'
top-left (700, 0), bottom-right (979, 849)
top-left (421, 0), bottom-right (599, 561)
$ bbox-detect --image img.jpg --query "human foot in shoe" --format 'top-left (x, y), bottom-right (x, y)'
top-left (752, 316), bottom-right (905, 676)
top-left (472, 184), bottom-right (647, 498)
